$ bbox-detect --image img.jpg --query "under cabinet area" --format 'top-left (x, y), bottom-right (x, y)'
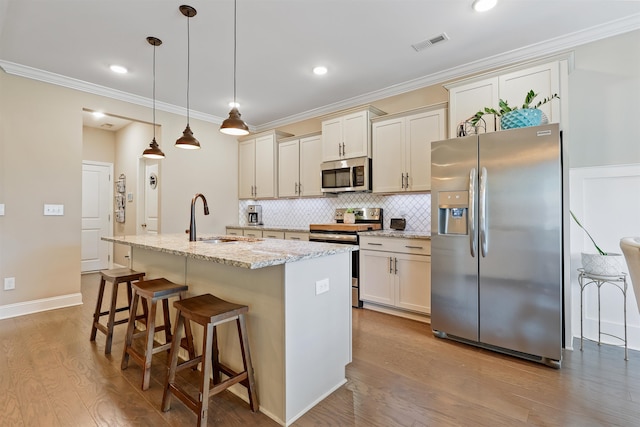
top-left (360, 235), bottom-right (431, 315)
top-left (238, 130), bottom-right (292, 199)
top-left (372, 104), bottom-right (446, 193)
top-left (278, 132), bottom-right (323, 198)
top-left (321, 105), bottom-right (385, 161)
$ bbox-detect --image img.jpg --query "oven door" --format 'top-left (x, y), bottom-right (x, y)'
top-left (309, 232), bottom-right (362, 308)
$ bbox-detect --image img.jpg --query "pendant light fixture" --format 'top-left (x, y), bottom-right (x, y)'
top-left (220, 0), bottom-right (249, 136)
top-left (142, 36), bottom-right (165, 159)
top-left (175, 5), bottom-right (201, 149)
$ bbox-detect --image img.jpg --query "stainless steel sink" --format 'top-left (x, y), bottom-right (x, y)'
top-left (199, 238), bottom-right (240, 244)
top-left (196, 236), bottom-right (261, 244)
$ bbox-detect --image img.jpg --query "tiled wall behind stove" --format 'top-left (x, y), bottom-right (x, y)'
top-left (239, 193), bottom-right (431, 232)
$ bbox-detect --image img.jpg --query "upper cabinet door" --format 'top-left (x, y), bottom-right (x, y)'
top-left (372, 117), bottom-right (405, 193)
top-left (299, 134), bottom-right (323, 197)
top-left (278, 139), bottom-right (300, 198)
top-left (498, 61), bottom-right (560, 125)
top-left (448, 77), bottom-right (499, 137)
top-left (406, 108), bottom-right (446, 192)
top-left (254, 134), bottom-right (277, 198)
top-left (238, 139), bottom-right (256, 199)
top-left (342, 110), bottom-right (369, 159)
top-left (321, 117), bottom-right (343, 162)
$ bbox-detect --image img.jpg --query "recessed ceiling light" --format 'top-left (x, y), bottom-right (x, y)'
top-left (313, 66), bottom-right (328, 76)
top-left (92, 111), bottom-right (105, 119)
top-left (110, 64), bottom-right (128, 74)
top-left (472, 0), bottom-right (497, 12)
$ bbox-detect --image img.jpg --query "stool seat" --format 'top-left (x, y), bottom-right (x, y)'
top-left (121, 278), bottom-right (195, 390)
top-left (90, 268), bottom-right (145, 355)
top-left (162, 293), bottom-right (258, 426)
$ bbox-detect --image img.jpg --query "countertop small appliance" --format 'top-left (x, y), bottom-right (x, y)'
top-left (247, 205), bottom-right (263, 226)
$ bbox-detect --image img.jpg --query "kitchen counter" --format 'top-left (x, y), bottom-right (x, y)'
top-left (226, 224), bottom-right (310, 233)
top-left (103, 233), bottom-right (354, 269)
top-left (103, 233), bottom-right (352, 426)
top-left (359, 230), bottom-right (431, 239)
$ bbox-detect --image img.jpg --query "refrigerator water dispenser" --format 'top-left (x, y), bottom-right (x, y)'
top-left (438, 191), bottom-right (468, 235)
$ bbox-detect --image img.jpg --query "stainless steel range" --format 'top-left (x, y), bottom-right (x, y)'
top-left (309, 208), bottom-right (383, 308)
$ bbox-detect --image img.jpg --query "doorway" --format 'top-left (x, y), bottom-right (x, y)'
top-left (139, 159), bottom-right (160, 235)
top-left (81, 161), bottom-right (113, 272)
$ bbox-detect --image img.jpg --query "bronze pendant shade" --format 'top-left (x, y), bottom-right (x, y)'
top-left (142, 36), bottom-right (165, 159)
top-left (220, 0), bottom-right (249, 136)
top-left (175, 5), bottom-right (201, 149)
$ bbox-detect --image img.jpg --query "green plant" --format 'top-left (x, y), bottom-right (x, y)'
top-left (570, 210), bottom-right (607, 255)
top-left (470, 90), bottom-right (559, 126)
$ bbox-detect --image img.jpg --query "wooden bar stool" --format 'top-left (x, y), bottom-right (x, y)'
top-left (161, 293), bottom-right (258, 426)
top-left (121, 278), bottom-right (197, 390)
top-left (90, 268), bottom-right (146, 355)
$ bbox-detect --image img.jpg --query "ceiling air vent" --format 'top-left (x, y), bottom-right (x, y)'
top-left (411, 33), bottom-right (449, 52)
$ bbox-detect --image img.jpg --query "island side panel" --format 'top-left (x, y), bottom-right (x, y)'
top-left (186, 257), bottom-right (286, 425)
top-left (283, 252), bottom-right (352, 423)
top-left (131, 247), bottom-right (287, 425)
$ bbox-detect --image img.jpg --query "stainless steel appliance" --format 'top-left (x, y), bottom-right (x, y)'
top-left (310, 208), bottom-right (383, 307)
top-left (431, 124), bottom-right (564, 367)
top-left (321, 156), bottom-right (372, 193)
top-left (247, 205), bottom-right (263, 225)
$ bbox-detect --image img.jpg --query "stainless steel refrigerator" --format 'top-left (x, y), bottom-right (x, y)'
top-left (430, 124), bottom-right (563, 367)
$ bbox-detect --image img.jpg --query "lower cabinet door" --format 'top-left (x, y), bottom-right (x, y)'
top-left (395, 253), bottom-right (431, 314)
top-left (360, 250), bottom-right (394, 306)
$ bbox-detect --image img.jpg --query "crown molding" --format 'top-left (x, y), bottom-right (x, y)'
top-left (2, 13), bottom-right (638, 134)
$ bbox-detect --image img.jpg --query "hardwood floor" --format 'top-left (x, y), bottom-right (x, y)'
top-left (0, 273), bottom-right (638, 426)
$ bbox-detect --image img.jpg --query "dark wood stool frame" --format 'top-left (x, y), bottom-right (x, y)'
top-left (161, 293), bottom-right (259, 426)
top-left (121, 278), bottom-right (197, 390)
top-left (90, 268), bottom-right (146, 355)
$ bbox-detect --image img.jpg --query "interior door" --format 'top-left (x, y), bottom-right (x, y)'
top-left (81, 161), bottom-right (112, 272)
top-left (143, 161), bottom-right (159, 234)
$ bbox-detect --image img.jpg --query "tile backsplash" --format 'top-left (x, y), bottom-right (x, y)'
top-left (239, 193), bottom-right (431, 232)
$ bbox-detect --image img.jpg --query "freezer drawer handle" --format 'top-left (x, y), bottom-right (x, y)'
top-left (405, 245), bottom-right (423, 249)
top-left (469, 168), bottom-right (477, 257)
top-left (479, 167), bottom-right (488, 257)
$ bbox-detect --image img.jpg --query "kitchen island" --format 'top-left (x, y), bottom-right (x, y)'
top-left (102, 234), bottom-right (356, 426)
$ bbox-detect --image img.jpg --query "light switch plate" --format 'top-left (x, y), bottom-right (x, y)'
top-left (0, 204), bottom-right (4, 216)
top-left (315, 278), bottom-right (330, 295)
top-left (44, 204), bottom-right (64, 216)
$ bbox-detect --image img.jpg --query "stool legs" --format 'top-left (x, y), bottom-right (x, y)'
top-left (90, 276), bottom-right (107, 342)
top-left (238, 315), bottom-right (259, 411)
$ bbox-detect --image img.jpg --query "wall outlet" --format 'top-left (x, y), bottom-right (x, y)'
top-left (4, 277), bottom-right (15, 290)
top-left (44, 204), bottom-right (64, 216)
top-left (315, 278), bottom-right (330, 295)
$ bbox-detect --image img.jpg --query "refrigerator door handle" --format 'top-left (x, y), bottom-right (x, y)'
top-left (469, 168), bottom-right (477, 258)
top-left (479, 166), bottom-right (488, 257)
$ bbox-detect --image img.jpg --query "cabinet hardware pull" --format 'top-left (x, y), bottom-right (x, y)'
top-left (405, 245), bottom-right (423, 249)
top-left (394, 257), bottom-right (398, 274)
top-left (389, 257), bottom-right (393, 273)
top-left (405, 173), bottom-right (409, 189)
top-left (367, 242), bottom-right (383, 246)
top-left (401, 173), bottom-right (405, 189)
top-left (290, 237), bottom-right (300, 240)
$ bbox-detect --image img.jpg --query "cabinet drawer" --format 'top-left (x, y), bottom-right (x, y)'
top-left (359, 236), bottom-right (430, 255)
top-left (243, 229), bottom-right (263, 238)
top-left (285, 231), bottom-right (309, 241)
top-left (226, 228), bottom-right (243, 236)
top-left (263, 231), bottom-right (285, 239)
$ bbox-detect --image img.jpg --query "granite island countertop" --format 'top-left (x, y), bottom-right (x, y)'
top-left (103, 233), bottom-right (357, 269)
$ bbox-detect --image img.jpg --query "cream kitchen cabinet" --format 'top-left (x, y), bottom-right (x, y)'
top-left (321, 106), bottom-right (385, 161)
top-left (239, 130), bottom-right (292, 199)
top-left (285, 231), bottom-right (309, 241)
top-left (242, 229), bottom-right (263, 238)
top-left (278, 132), bottom-right (322, 198)
top-left (372, 105), bottom-right (446, 193)
top-left (226, 228), bottom-right (243, 236)
top-left (262, 230), bottom-right (285, 239)
top-left (359, 236), bottom-right (431, 314)
top-left (446, 60), bottom-right (564, 137)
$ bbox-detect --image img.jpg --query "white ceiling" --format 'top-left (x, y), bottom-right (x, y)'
top-left (1, 0), bottom-right (639, 132)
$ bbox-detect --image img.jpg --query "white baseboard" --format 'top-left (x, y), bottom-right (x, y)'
top-left (0, 293), bottom-right (83, 320)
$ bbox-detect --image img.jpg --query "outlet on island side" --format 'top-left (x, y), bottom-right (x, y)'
top-left (4, 277), bottom-right (15, 290)
top-left (315, 278), bottom-right (330, 295)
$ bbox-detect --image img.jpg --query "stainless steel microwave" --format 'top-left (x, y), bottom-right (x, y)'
top-left (321, 156), bottom-right (371, 193)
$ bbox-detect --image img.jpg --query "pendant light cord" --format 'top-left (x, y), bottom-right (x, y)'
top-left (186, 14), bottom-right (191, 125)
top-left (233, 0), bottom-right (237, 104)
top-left (152, 42), bottom-right (157, 139)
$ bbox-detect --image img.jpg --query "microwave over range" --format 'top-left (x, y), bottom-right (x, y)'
top-left (321, 156), bottom-right (372, 193)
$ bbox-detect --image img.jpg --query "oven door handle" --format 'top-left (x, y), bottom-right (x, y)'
top-left (309, 233), bottom-right (358, 243)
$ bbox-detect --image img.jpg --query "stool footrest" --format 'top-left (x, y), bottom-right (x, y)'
top-left (176, 356), bottom-right (202, 373)
top-left (210, 371), bottom-right (248, 396)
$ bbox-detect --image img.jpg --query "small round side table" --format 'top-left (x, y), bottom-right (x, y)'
top-left (578, 268), bottom-right (628, 360)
